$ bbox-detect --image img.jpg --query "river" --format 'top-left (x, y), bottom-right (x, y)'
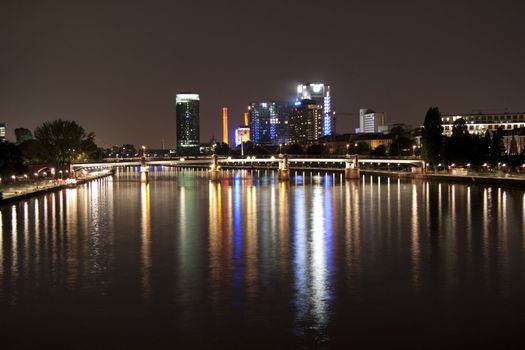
top-left (1, 167), bottom-right (524, 348)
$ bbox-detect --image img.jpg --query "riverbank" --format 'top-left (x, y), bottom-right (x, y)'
top-left (0, 171), bottom-right (113, 204)
top-left (361, 169), bottom-right (525, 188)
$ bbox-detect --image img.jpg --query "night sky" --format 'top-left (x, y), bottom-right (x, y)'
top-left (1, 0), bottom-right (524, 148)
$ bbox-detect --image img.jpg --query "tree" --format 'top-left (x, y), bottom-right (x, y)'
top-left (14, 128), bottom-right (33, 145)
top-left (0, 141), bottom-right (24, 177)
top-left (34, 119), bottom-right (98, 171)
top-left (18, 139), bottom-right (43, 164)
top-left (509, 135), bottom-right (518, 155)
top-left (306, 144), bottom-right (327, 155)
top-left (371, 144), bottom-right (387, 156)
top-left (285, 144), bottom-right (303, 155)
top-left (421, 107), bottom-right (443, 168)
top-left (356, 141), bottom-right (371, 155)
top-left (490, 127), bottom-right (505, 159)
top-left (444, 118), bottom-right (472, 164)
top-left (213, 142), bottom-right (231, 155)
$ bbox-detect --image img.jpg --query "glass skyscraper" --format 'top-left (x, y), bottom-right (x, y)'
top-left (176, 93), bottom-right (200, 154)
top-left (297, 83), bottom-right (332, 136)
top-left (288, 99), bottom-right (324, 144)
top-left (248, 102), bottom-right (291, 145)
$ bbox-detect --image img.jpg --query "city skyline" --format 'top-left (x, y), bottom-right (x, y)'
top-left (1, 0), bottom-right (524, 148)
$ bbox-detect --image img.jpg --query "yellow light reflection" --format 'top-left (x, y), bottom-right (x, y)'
top-left (65, 189), bottom-right (78, 288)
top-left (208, 182), bottom-right (223, 291)
top-left (278, 182), bottom-right (290, 273)
top-left (245, 185), bottom-right (258, 296)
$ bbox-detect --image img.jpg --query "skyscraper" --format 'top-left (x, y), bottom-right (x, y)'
top-left (176, 93), bottom-right (200, 154)
top-left (358, 108), bottom-right (386, 133)
top-left (297, 83), bottom-right (332, 136)
top-left (222, 107), bottom-right (229, 144)
top-left (0, 123), bottom-right (5, 142)
top-left (248, 102), bottom-right (291, 145)
top-left (288, 99), bottom-right (324, 144)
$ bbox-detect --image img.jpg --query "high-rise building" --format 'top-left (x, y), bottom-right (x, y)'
top-left (176, 93), bottom-right (200, 154)
top-left (288, 99), bottom-right (324, 144)
top-left (357, 108), bottom-right (387, 133)
top-left (297, 83), bottom-right (332, 136)
top-left (0, 123), bottom-right (6, 142)
top-left (248, 102), bottom-right (291, 145)
top-left (222, 107), bottom-right (229, 144)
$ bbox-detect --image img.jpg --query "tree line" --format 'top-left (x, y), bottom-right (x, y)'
top-left (421, 107), bottom-right (524, 170)
top-left (0, 119), bottom-right (99, 178)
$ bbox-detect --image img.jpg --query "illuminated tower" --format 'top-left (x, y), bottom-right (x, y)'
top-left (288, 99), bottom-right (323, 143)
top-left (176, 93), bottom-right (200, 154)
top-left (223, 107), bottom-right (229, 144)
top-left (248, 102), bottom-right (291, 144)
top-left (244, 112), bottom-right (249, 126)
top-left (296, 83), bottom-right (332, 136)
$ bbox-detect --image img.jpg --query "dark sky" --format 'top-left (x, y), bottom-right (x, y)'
top-left (1, 0), bottom-right (524, 148)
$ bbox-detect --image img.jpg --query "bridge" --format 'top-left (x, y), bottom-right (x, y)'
top-left (70, 155), bottom-right (426, 182)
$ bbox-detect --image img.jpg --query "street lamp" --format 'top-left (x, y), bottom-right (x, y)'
top-left (412, 145), bottom-right (416, 157)
top-left (346, 144), bottom-right (350, 155)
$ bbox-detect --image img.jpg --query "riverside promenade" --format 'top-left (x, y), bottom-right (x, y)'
top-left (0, 170), bottom-right (113, 204)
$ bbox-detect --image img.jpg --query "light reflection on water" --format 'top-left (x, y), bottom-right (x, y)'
top-left (1, 169), bottom-right (525, 347)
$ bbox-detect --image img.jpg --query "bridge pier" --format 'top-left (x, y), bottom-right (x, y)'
top-left (344, 155), bottom-right (360, 180)
top-left (278, 154), bottom-right (290, 181)
top-left (209, 154), bottom-right (221, 181)
top-left (140, 157), bottom-right (149, 183)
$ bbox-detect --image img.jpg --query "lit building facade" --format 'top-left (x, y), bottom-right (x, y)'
top-left (297, 83), bottom-right (332, 136)
top-left (249, 102), bottom-right (291, 145)
top-left (357, 108), bottom-right (387, 133)
top-left (441, 112), bottom-right (525, 136)
top-left (234, 127), bottom-right (251, 146)
top-left (0, 123), bottom-right (5, 142)
top-left (176, 93), bottom-right (200, 154)
top-left (288, 99), bottom-right (323, 144)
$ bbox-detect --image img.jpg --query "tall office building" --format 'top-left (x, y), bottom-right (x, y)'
top-left (222, 107), bottom-right (229, 144)
top-left (249, 102), bottom-right (291, 145)
top-left (358, 108), bottom-right (387, 133)
top-left (297, 83), bottom-right (332, 136)
top-left (288, 99), bottom-right (324, 144)
top-left (0, 123), bottom-right (5, 142)
top-left (176, 93), bottom-right (200, 154)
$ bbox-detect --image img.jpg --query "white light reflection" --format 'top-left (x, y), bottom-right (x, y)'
top-left (482, 188), bottom-right (490, 260)
top-left (293, 187), bottom-right (308, 334)
top-left (141, 182), bottom-right (152, 299)
top-left (23, 202), bottom-right (29, 272)
top-left (311, 188), bottom-right (328, 329)
top-left (11, 205), bottom-right (18, 282)
top-left (411, 184), bottom-right (420, 289)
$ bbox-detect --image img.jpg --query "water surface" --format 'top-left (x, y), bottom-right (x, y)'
top-left (1, 168), bottom-right (524, 348)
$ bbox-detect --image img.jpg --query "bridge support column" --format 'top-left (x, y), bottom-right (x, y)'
top-left (278, 154), bottom-right (290, 181)
top-left (209, 154), bottom-right (221, 181)
top-left (140, 157), bottom-right (149, 183)
top-left (344, 155), bottom-right (360, 180)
